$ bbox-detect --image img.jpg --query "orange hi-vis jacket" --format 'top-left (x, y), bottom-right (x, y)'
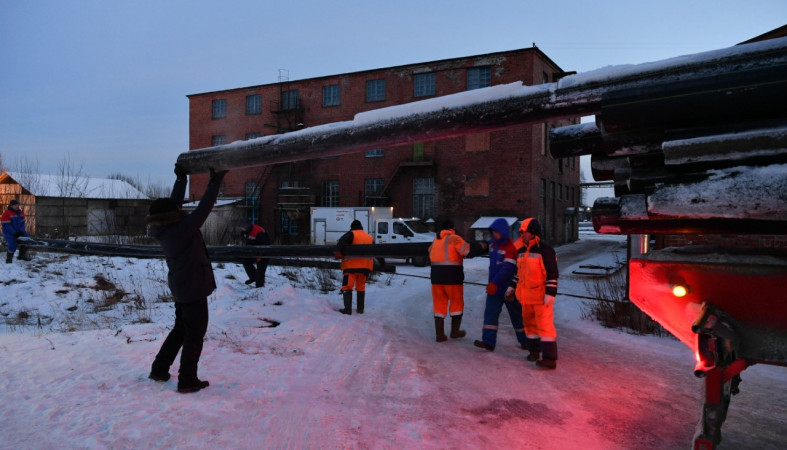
top-left (513, 238), bottom-right (559, 305)
top-left (339, 229), bottom-right (374, 272)
top-left (429, 229), bottom-right (470, 285)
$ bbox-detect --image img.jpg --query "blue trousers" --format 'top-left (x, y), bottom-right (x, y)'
top-left (481, 293), bottom-right (526, 349)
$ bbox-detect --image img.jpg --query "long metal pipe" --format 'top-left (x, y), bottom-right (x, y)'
top-left (175, 38), bottom-right (787, 174)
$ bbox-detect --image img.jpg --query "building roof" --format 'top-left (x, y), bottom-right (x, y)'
top-left (470, 216), bottom-right (519, 229)
top-left (187, 46), bottom-right (565, 98)
top-left (1, 172), bottom-right (148, 200)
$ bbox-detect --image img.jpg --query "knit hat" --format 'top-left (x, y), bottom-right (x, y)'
top-left (439, 219), bottom-right (454, 231)
top-left (350, 219), bottom-right (363, 230)
top-left (519, 218), bottom-right (541, 237)
top-left (9, 199), bottom-right (19, 207)
top-left (149, 198), bottom-right (179, 215)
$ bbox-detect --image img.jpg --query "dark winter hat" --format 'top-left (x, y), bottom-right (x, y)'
top-left (439, 219), bottom-right (454, 231)
top-left (9, 199), bottom-right (19, 207)
top-left (350, 219), bottom-right (363, 230)
top-left (149, 198), bottom-right (179, 215)
top-left (519, 218), bottom-right (541, 237)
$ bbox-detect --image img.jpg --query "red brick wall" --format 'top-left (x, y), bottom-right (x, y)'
top-left (187, 48), bottom-right (580, 243)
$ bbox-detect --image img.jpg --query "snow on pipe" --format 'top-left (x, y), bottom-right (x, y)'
top-left (175, 38), bottom-right (787, 174)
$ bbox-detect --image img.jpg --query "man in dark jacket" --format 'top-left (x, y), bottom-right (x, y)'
top-left (241, 222), bottom-right (271, 288)
top-left (473, 218), bottom-right (527, 352)
top-left (146, 165), bottom-right (227, 393)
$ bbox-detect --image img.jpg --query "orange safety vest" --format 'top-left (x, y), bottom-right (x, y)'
top-left (341, 229), bottom-right (374, 272)
top-left (515, 241), bottom-right (547, 305)
top-left (429, 229), bottom-right (470, 285)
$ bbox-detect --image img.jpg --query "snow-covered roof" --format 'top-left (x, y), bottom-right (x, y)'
top-left (469, 216), bottom-right (518, 229)
top-left (3, 172), bottom-right (148, 200)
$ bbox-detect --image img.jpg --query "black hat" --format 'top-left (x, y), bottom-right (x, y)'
top-left (439, 219), bottom-right (454, 231)
top-left (350, 219), bottom-right (363, 230)
top-left (9, 199), bottom-right (19, 207)
top-left (149, 198), bottom-right (179, 215)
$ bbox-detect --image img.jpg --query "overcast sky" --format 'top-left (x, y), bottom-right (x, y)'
top-left (1, 1), bottom-right (784, 188)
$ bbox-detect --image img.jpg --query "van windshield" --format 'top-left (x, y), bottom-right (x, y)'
top-left (404, 220), bottom-right (430, 233)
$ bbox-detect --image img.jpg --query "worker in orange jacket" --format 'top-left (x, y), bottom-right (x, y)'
top-left (429, 219), bottom-right (486, 342)
top-left (334, 219), bottom-right (374, 315)
top-left (506, 218), bottom-right (559, 369)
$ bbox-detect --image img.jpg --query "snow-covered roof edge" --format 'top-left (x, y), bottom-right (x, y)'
top-left (3, 172), bottom-right (149, 200)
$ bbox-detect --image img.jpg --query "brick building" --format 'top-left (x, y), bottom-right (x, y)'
top-left (186, 47), bottom-right (580, 244)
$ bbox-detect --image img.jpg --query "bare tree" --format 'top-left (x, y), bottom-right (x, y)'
top-left (55, 154), bottom-right (88, 198)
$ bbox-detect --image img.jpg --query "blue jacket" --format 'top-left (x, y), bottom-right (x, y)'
top-left (487, 218), bottom-right (517, 296)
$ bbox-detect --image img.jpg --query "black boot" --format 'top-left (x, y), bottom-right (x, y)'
top-left (339, 291), bottom-right (352, 315)
top-left (356, 291), bottom-right (365, 314)
top-left (526, 337), bottom-right (541, 361)
top-left (536, 341), bottom-right (558, 369)
top-left (434, 317), bottom-right (447, 342)
top-left (5, 253), bottom-right (12, 264)
top-left (450, 314), bottom-right (466, 339)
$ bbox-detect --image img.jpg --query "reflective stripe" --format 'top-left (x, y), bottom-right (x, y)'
top-left (483, 324), bottom-right (499, 330)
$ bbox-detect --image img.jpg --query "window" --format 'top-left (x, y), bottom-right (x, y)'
top-left (212, 99), bottom-right (226, 119)
top-left (281, 90), bottom-right (299, 110)
top-left (413, 142), bottom-right (424, 161)
top-left (322, 180), bottom-right (339, 206)
top-left (558, 183), bottom-right (563, 201)
top-left (364, 178), bottom-right (385, 205)
top-left (467, 66), bottom-right (491, 90)
top-left (542, 72), bottom-right (549, 84)
top-left (246, 95), bottom-right (261, 115)
top-left (540, 179), bottom-right (547, 197)
top-left (245, 132), bottom-right (261, 140)
top-left (211, 135), bottom-right (226, 146)
top-left (414, 72), bottom-right (435, 97)
top-left (376, 221), bottom-right (388, 235)
top-left (366, 79), bottom-right (386, 102)
top-left (365, 148), bottom-right (384, 158)
top-left (322, 85), bottom-right (340, 107)
top-left (245, 181), bottom-right (260, 223)
top-left (413, 177), bottom-right (435, 219)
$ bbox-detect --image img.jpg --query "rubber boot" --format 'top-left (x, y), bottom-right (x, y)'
top-left (356, 291), bottom-right (365, 314)
top-left (434, 317), bottom-right (447, 342)
top-left (339, 291), bottom-right (352, 315)
top-left (526, 337), bottom-right (541, 361)
top-left (5, 252), bottom-right (12, 264)
top-left (450, 314), bottom-right (466, 339)
top-left (536, 341), bottom-right (558, 369)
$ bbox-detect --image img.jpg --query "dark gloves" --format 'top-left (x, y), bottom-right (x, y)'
top-left (174, 163), bottom-right (188, 180)
top-left (209, 167), bottom-right (228, 181)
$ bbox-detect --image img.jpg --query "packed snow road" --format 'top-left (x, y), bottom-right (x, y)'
top-left (0, 235), bottom-right (784, 449)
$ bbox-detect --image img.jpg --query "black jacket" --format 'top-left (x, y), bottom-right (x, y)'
top-left (146, 175), bottom-right (222, 303)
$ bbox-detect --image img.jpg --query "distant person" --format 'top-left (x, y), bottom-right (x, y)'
top-left (334, 219), bottom-right (373, 314)
top-left (146, 164), bottom-right (227, 393)
top-left (506, 218), bottom-right (559, 369)
top-left (429, 219), bottom-right (486, 342)
top-left (1, 199), bottom-right (29, 264)
top-left (240, 222), bottom-right (271, 288)
top-left (473, 218), bottom-right (527, 352)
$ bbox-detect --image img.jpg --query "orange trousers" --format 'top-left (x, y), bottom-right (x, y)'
top-left (341, 273), bottom-right (367, 292)
top-left (521, 303), bottom-right (556, 340)
top-left (431, 284), bottom-right (464, 318)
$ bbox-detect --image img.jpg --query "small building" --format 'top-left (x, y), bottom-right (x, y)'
top-left (469, 216), bottom-right (520, 242)
top-left (0, 172), bottom-right (150, 239)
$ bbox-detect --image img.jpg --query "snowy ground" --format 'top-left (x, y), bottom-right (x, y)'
top-left (1, 233), bottom-right (784, 449)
